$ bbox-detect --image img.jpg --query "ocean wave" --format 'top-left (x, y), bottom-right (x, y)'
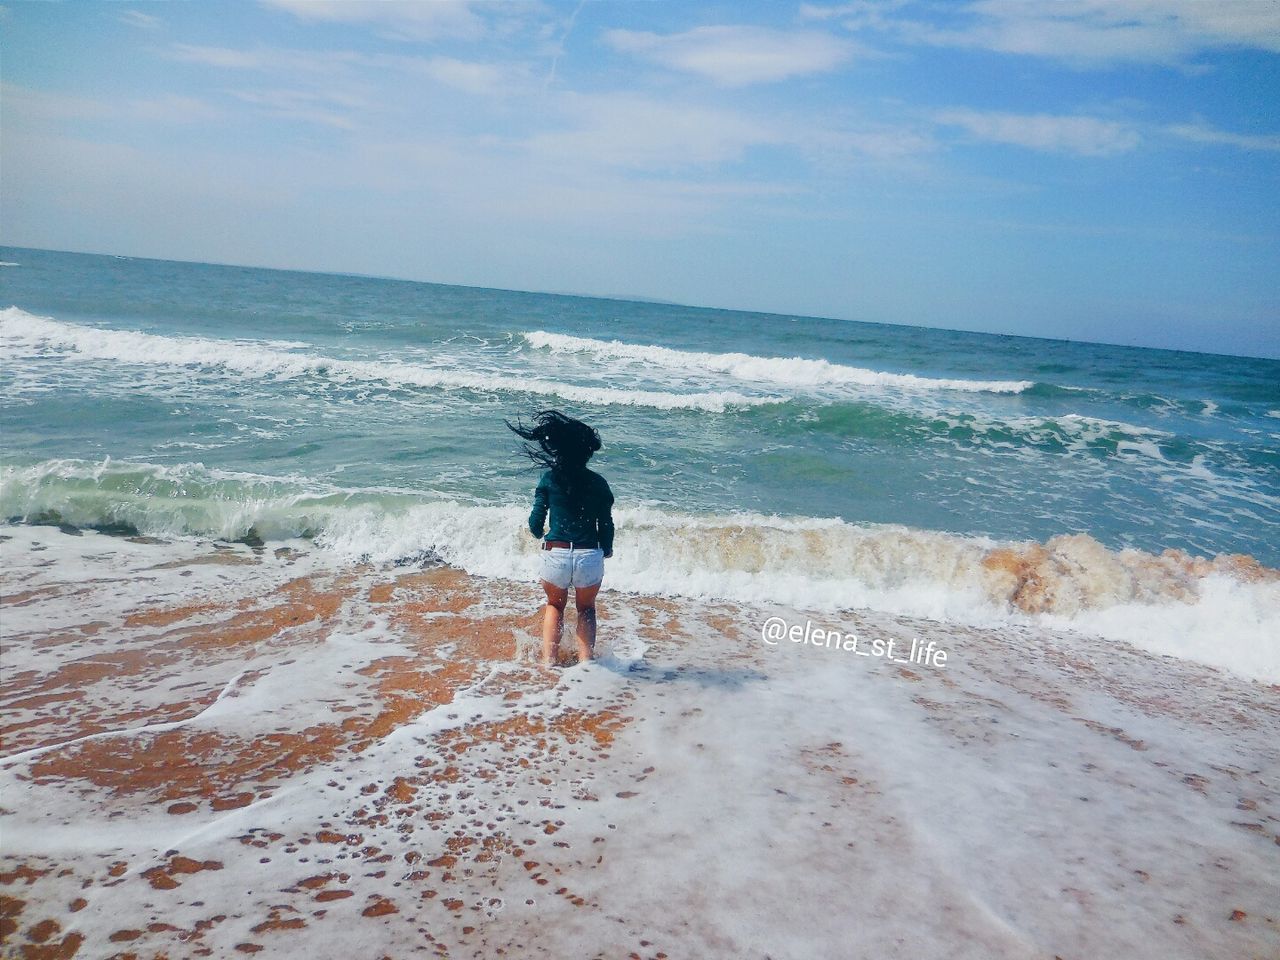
top-left (0, 308), bottom-right (778, 413)
top-left (763, 401), bottom-right (1182, 463)
top-left (5, 457), bottom-right (1276, 682)
top-left (1020, 381), bottom-right (1094, 398)
top-left (522, 330), bottom-right (1036, 394)
top-left (995, 413), bottom-right (1174, 460)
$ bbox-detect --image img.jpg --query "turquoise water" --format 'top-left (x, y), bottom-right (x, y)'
top-left (2, 246), bottom-right (1278, 568)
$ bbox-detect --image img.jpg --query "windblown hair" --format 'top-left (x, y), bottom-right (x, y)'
top-left (505, 410), bottom-right (602, 495)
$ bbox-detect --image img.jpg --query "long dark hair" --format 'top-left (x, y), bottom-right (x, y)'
top-left (506, 409), bottom-right (602, 496)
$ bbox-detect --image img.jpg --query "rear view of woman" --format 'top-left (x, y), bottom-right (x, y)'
top-left (506, 410), bottom-right (615, 667)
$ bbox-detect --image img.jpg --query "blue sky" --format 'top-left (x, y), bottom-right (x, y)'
top-left (3, 1), bottom-right (1278, 357)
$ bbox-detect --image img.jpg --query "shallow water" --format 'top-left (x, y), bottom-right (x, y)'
top-left (1, 527), bottom-right (1276, 958)
top-left (2, 247), bottom-right (1278, 681)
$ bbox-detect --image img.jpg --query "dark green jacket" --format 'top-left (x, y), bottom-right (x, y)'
top-left (528, 468), bottom-right (615, 554)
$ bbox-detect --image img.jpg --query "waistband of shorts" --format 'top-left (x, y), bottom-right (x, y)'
top-left (542, 540), bottom-right (601, 551)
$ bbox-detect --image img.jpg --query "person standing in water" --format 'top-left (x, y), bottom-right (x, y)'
top-left (506, 410), bottom-right (615, 667)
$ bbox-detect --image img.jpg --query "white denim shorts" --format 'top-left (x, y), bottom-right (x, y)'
top-left (539, 546), bottom-right (605, 590)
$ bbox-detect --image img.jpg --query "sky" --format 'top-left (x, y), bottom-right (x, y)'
top-left (2, 0), bottom-right (1279, 358)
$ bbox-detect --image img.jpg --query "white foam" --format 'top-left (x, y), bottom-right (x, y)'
top-left (5, 456), bottom-right (1277, 683)
top-left (965, 411), bottom-right (1174, 459)
top-left (523, 329), bottom-right (1035, 394)
top-left (1055, 573), bottom-right (1280, 683)
top-left (1116, 438), bottom-right (1166, 461)
top-left (1187, 454), bottom-right (1216, 480)
top-left (2, 531), bottom-right (1275, 958)
top-left (1048, 412), bottom-right (1170, 438)
top-left (0, 667), bottom-right (255, 768)
top-left (0, 308), bottom-right (779, 412)
top-left (315, 501), bottom-right (1280, 683)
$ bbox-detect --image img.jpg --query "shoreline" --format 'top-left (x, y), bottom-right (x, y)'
top-left (2, 524), bottom-right (1278, 958)
top-left (4, 456), bottom-right (1279, 686)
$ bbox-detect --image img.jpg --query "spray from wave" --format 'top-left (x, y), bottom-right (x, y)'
top-left (523, 330), bottom-right (1036, 394)
top-left (4, 458), bottom-right (1276, 682)
top-left (0, 308), bottom-right (778, 413)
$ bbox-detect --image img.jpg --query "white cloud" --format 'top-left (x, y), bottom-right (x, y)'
top-left (118, 10), bottom-right (162, 31)
top-left (1158, 0), bottom-right (1280, 52)
top-left (923, 8), bottom-right (1187, 66)
top-left (420, 57), bottom-right (511, 94)
top-left (799, 1), bottom-right (910, 30)
top-left (935, 109), bottom-right (1140, 156)
top-left (169, 43), bottom-right (268, 69)
top-left (604, 25), bottom-right (852, 87)
top-left (126, 95), bottom-right (224, 123)
top-left (812, 0), bottom-right (1280, 67)
top-left (525, 93), bottom-right (780, 169)
top-left (262, 0), bottom-right (486, 42)
top-left (168, 43), bottom-right (361, 73)
top-left (806, 126), bottom-right (938, 165)
top-left (1168, 123), bottom-right (1280, 152)
top-left (383, 55), bottom-right (529, 96)
top-left (353, 135), bottom-right (792, 234)
top-left (2, 83), bottom-right (222, 125)
top-left (169, 44), bottom-right (523, 96)
top-left (519, 91), bottom-right (934, 175)
top-left (226, 88), bottom-right (368, 129)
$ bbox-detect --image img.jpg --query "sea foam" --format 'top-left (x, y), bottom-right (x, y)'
top-left (0, 308), bottom-right (779, 413)
top-left (522, 330), bottom-right (1036, 394)
top-left (4, 457), bottom-right (1276, 682)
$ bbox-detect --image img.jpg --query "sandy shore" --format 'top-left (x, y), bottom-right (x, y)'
top-left (1, 524), bottom-right (1277, 959)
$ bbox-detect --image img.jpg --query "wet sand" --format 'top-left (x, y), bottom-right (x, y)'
top-left (1, 525), bottom-right (1277, 959)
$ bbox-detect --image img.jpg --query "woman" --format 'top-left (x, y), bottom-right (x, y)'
top-left (507, 410), bottom-right (615, 668)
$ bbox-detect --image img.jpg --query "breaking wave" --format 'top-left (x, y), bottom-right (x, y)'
top-left (522, 330), bottom-right (1036, 394)
top-left (0, 309), bottom-right (778, 413)
top-left (760, 400), bottom-right (1183, 463)
top-left (4, 457), bottom-right (1276, 682)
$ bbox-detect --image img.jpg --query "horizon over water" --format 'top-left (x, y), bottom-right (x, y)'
top-left (8, 244), bottom-right (1276, 362)
top-left (2, 245), bottom-right (1278, 681)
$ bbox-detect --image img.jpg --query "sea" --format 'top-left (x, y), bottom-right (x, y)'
top-left (2, 245), bottom-right (1278, 680)
top-left (4, 246), bottom-right (1280, 959)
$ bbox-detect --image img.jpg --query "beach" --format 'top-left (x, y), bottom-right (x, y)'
top-left (2, 249), bottom-right (1279, 957)
top-left (2, 524), bottom-right (1277, 959)
top-left (6, 0), bottom-right (1280, 954)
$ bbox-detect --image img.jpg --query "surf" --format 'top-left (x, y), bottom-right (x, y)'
top-left (0, 308), bottom-right (781, 413)
top-left (5, 457), bottom-right (1276, 682)
top-left (522, 329), bottom-right (1038, 394)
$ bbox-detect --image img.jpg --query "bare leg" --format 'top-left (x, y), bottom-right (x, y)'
top-left (541, 581), bottom-right (568, 667)
top-left (573, 583), bottom-right (601, 663)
